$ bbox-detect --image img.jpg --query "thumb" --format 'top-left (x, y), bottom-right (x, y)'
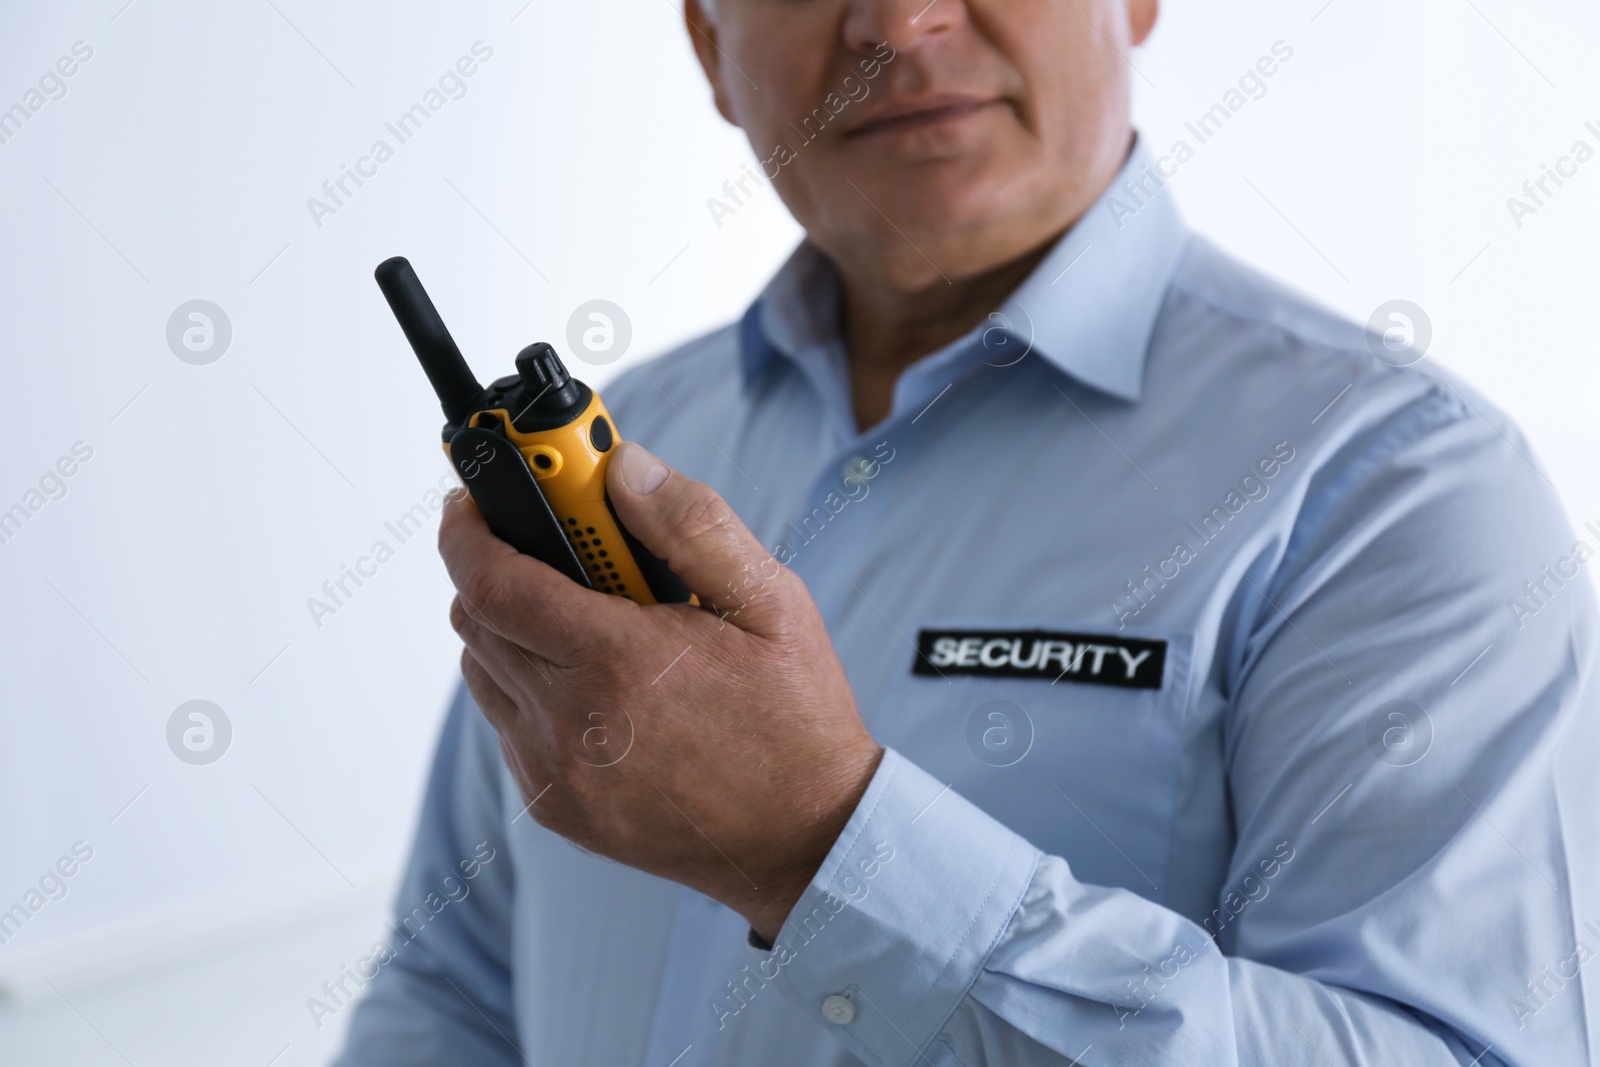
top-left (607, 442), bottom-right (791, 634)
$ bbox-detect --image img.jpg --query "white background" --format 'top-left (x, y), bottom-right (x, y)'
top-left (0, 0), bottom-right (1594, 1063)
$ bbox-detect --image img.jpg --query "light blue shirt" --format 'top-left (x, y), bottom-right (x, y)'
top-left (336, 138), bottom-right (1600, 1066)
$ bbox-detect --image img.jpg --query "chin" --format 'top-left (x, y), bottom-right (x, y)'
top-left (837, 154), bottom-right (1047, 245)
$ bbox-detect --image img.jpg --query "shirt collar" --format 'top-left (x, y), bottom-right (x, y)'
top-left (740, 134), bottom-right (1190, 404)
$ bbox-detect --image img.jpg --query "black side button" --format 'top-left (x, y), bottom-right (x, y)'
top-left (590, 416), bottom-right (614, 452)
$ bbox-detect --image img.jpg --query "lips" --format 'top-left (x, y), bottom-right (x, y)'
top-left (841, 95), bottom-right (1003, 139)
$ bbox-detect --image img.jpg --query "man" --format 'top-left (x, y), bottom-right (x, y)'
top-left (337, 1), bottom-right (1599, 1064)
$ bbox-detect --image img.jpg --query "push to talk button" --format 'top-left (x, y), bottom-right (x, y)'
top-left (821, 994), bottom-right (856, 1025)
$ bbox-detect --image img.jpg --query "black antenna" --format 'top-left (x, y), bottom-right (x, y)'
top-left (375, 256), bottom-right (484, 425)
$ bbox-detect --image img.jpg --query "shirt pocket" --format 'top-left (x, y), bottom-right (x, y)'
top-left (867, 619), bottom-right (1197, 899)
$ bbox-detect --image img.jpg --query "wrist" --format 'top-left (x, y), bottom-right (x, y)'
top-left (743, 739), bottom-right (884, 944)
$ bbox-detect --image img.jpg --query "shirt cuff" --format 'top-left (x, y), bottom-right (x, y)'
top-left (763, 747), bottom-right (1040, 1067)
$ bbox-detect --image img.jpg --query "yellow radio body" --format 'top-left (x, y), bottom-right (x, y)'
top-left (378, 255), bottom-right (692, 607)
top-left (454, 392), bottom-right (662, 604)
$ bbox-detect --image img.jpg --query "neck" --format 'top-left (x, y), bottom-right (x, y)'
top-left (834, 234), bottom-right (1058, 431)
top-left (821, 132), bottom-right (1138, 432)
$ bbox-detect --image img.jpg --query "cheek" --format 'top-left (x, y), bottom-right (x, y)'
top-left (976, 0), bottom-right (1130, 136)
top-left (720, 14), bottom-right (835, 137)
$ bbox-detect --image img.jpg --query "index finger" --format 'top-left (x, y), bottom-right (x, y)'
top-left (438, 489), bottom-right (635, 663)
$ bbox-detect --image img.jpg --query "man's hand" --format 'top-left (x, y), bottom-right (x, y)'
top-left (440, 442), bottom-right (884, 942)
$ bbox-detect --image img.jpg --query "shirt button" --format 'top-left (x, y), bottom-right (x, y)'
top-left (842, 455), bottom-right (876, 488)
top-left (821, 994), bottom-right (856, 1025)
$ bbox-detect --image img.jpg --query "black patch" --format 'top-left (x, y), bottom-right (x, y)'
top-left (913, 629), bottom-right (1166, 690)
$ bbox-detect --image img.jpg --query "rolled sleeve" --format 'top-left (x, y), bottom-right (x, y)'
top-left (765, 747), bottom-right (1041, 1067)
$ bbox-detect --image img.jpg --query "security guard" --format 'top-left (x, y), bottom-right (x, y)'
top-left (337, 1), bottom-right (1599, 1064)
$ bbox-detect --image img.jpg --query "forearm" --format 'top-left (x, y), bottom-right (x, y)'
top-left (760, 750), bottom-right (1519, 1067)
top-left (941, 873), bottom-right (1496, 1067)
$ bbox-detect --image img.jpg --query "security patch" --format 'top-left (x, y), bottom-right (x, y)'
top-left (914, 629), bottom-right (1167, 690)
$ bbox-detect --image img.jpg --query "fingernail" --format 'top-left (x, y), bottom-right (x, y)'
top-left (619, 443), bottom-right (669, 495)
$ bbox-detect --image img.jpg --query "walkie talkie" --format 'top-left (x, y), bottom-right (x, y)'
top-left (374, 257), bottom-right (692, 607)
